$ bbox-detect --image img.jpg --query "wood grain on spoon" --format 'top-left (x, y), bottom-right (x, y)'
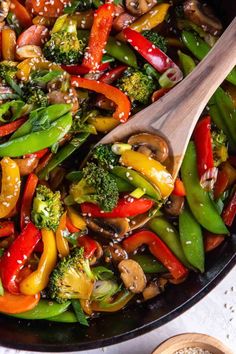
top-left (99, 17), bottom-right (236, 179)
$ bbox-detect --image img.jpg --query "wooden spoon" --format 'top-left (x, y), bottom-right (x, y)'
top-left (99, 18), bottom-right (236, 179)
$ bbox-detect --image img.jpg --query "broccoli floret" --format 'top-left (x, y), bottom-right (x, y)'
top-left (70, 162), bottom-right (119, 211)
top-left (43, 17), bottom-right (86, 65)
top-left (92, 144), bottom-right (119, 168)
top-left (26, 87), bottom-right (48, 108)
top-left (31, 185), bottom-right (63, 231)
top-left (117, 68), bottom-right (155, 104)
top-left (0, 61), bottom-right (18, 81)
top-left (212, 130), bottom-right (228, 167)
top-left (142, 30), bottom-right (167, 53)
top-left (48, 247), bottom-right (95, 303)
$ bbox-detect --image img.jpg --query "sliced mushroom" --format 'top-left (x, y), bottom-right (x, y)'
top-left (113, 12), bottom-right (136, 32)
top-left (118, 259), bottom-right (147, 293)
top-left (142, 281), bottom-right (160, 301)
top-left (129, 212), bottom-right (151, 231)
top-left (94, 94), bottom-right (115, 111)
top-left (128, 133), bottom-right (169, 163)
top-left (49, 166), bottom-right (66, 190)
top-left (16, 45), bottom-right (42, 59)
top-left (89, 241), bottom-right (104, 265)
top-left (164, 195), bottom-right (184, 216)
top-left (183, 0), bottom-right (222, 36)
top-left (126, 0), bottom-right (156, 17)
top-left (0, 0), bottom-right (10, 22)
top-left (47, 88), bottom-right (79, 114)
top-left (104, 244), bottom-right (128, 264)
top-left (86, 217), bottom-right (130, 240)
top-left (14, 157), bottom-right (39, 176)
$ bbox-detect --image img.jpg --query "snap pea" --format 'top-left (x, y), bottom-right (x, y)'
top-left (38, 132), bottom-right (89, 180)
top-left (0, 113), bottom-right (72, 157)
top-left (148, 217), bottom-right (190, 267)
top-left (132, 254), bottom-right (166, 273)
top-left (181, 142), bottom-right (228, 234)
top-left (177, 50), bottom-right (196, 76)
top-left (9, 300), bottom-right (71, 320)
top-left (179, 206), bottom-right (205, 273)
top-left (111, 174), bottom-right (133, 192)
top-left (66, 171), bottom-right (83, 182)
top-left (77, 30), bottom-right (138, 68)
top-left (11, 104), bottom-right (72, 140)
top-left (111, 166), bottom-right (161, 200)
top-left (181, 31), bottom-right (236, 85)
top-left (48, 311), bottom-right (78, 323)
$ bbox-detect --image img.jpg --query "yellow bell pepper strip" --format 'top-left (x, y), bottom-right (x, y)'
top-left (56, 212), bottom-right (70, 257)
top-left (2, 28), bottom-right (16, 61)
top-left (20, 229), bottom-right (57, 295)
top-left (0, 157), bottom-right (21, 218)
top-left (120, 150), bottom-right (174, 198)
top-left (91, 290), bottom-right (134, 312)
top-left (0, 292), bottom-right (40, 314)
top-left (17, 58), bottom-right (63, 81)
top-left (117, 3), bottom-right (170, 40)
top-left (71, 77), bottom-right (131, 123)
top-left (66, 206), bottom-right (86, 230)
top-left (87, 116), bottom-right (119, 133)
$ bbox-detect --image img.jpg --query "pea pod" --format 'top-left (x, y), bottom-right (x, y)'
top-left (0, 113), bottom-right (72, 157)
top-left (179, 206), bottom-right (205, 273)
top-left (48, 311), bottom-right (78, 323)
top-left (77, 30), bottom-right (138, 68)
top-left (9, 300), bottom-right (70, 320)
top-left (111, 166), bottom-right (161, 200)
top-left (39, 132), bottom-right (89, 179)
top-left (181, 142), bottom-right (228, 234)
top-left (11, 104), bottom-right (72, 140)
top-left (112, 174), bottom-right (133, 192)
top-left (178, 50), bottom-right (196, 76)
top-left (132, 254), bottom-right (166, 273)
top-left (148, 217), bottom-right (190, 267)
top-left (181, 31), bottom-right (236, 85)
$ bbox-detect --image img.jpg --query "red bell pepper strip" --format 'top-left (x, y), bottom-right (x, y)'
top-left (82, 3), bottom-right (115, 71)
top-left (123, 28), bottom-right (179, 74)
top-left (81, 196), bottom-right (154, 218)
top-left (193, 116), bottom-right (214, 179)
top-left (0, 221), bottom-right (15, 238)
top-left (71, 76), bottom-right (131, 122)
top-left (10, 0), bottom-right (32, 28)
top-left (123, 230), bottom-right (188, 280)
top-left (204, 232), bottom-right (225, 252)
top-left (0, 117), bottom-right (27, 138)
top-left (62, 63), bottom-right (109, 76)
top-left (152, 88), bottom-right (170, 102)
top-left (99, 65), bottom-right (127, 84)
top-left (20, 173), bottom-right (38, 230)
top-left (172, 178), bottom-right (186, 197)
top-left (214, 170), bottom-right (229, 199)
top-left (66, 216), bottom-right (79, 233)
top-left (0, 222), bottom-right (41, 294)
top-left (222, 188), bottom-right (236, 227)
top-left (78, 236), bottom-right (97, 259)
top-left (24, 148), bottom-right (49, 160)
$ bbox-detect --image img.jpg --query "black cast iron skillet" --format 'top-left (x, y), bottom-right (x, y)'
top-left (0, 0), bottom-right (236, 351)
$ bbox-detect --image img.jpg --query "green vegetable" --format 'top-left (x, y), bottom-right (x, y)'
top-left (117, 68), bottom-right (155, 104)
top-left (39, 132), bottom-right (89, 180)
top-left (43, 18), bottom-right (87, 64)
top-left (181, 31), bottom-right (236, 85)
top-left (181, 142), bottom-right (228, 234)
top-left (111, 166), bottom-right (161, 200)
top-left (4, 75), bottom-right (23, 97)
top-left (92, 266), bottom-right (114, 280)
top-left (47, 311), bottom-right (78, 323)
top-left (66, 171), bottom-right (83, 182)
top-left (11, 103), bottom-right (72, 139)
top-left (111, 143), bottom-right (132, 155)
top-left (71, 300), bottom-right (89, 326)
top-left (149, 217), bottom-right (190, 267)
top-left (69, 162), bottom-right (119, 212)
top-left (144, 63), bottom-right (160, 80)
top-left (111, 174), bottom-right (133, 193)
top-left (177, 19), bottom-right (217, 47)
top-left (64, 230), bottom-right (87, 246)
top-left (31, 70), bottom-right (63, 85)
top-left (64, 0), bottom-right (93, 13)
top-left (24, 86), bottom-right (48, 108)
top-left (92, 144), bottom-right (120, 169)
top-left (31, 184), bottom-right (63, 231)
top-left (212, 130), bottom-right (228, 167)
top-left (132, 254), bottom-right (166, 273)
top-left (92, 280), bottom-right (120, 302)
top-left (6, 12), bottom-right (22, 36)
top-left (0, 100), bottom-right (26, 122)
top-left (0, 112), bottom-right (72, 157)
top-left (142, 30), bottom-right (167, 53)
top-left (178, 50), bottom-right (196, 76)
top-left (48, 248), bottom-right (94, 304)
top-left (0, 62), bottom-right (17, 81)
top-left (179, 206), bottom-right (205, 273)
top-left (9, 300), bottom-right (70, 319)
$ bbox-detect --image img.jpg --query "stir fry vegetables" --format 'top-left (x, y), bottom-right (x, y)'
top-left (0, 0), bottom-right (235, 326)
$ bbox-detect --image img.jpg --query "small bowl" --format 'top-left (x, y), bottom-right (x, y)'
top-left (152, 333), bottom-right (233, 354)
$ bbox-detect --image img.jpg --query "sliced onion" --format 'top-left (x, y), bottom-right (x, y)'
top-left (159, 67), bottom-right (183, 88)
top-left (200, 167), bottom-right (218, 191)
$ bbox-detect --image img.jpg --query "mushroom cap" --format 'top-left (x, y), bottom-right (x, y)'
top-left (118, 259), bottom-right (147, 293)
